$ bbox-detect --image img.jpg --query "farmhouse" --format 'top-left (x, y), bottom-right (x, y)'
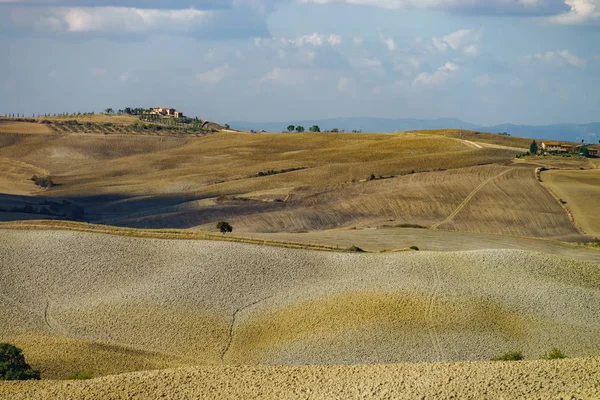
top-left (149, 108), bottom-right (185, 118)
top-left (541, 141), bottom-right (569, 153)
top-left (588, 146), bottom-right (598, 157)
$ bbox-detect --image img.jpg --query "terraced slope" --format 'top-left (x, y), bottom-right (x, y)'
top-left (1, 230), bottom-right (598, 379)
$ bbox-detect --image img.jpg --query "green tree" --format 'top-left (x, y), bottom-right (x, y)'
top-left (581, 146), bottom-right (590, 157)
top-left (529, 140), bottom-right (538, 155)
top-left (309, 125), bottom-right (321, 132)
top-left (104, 108), bottom-right (114, 114)
top-left (224, 124), bottom-right (230, 130)
top-left (295, 126), bottom-right (305, 133)
top-left (216, 221), bottom-right (233, 234)
top-left (287, 125), bottom-right (295, 132)
top-left (0, 343), bottom-right (40, 381)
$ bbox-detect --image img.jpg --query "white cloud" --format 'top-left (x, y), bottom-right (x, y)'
top-left (256, 33), bottom-right (343, 48)
top-left (474, 74), bottom-right (495, 87)
top-left (413, 61), bottom-right (460, 87)
top-left (327, 34), bottom-right (342, 46)
top-left (10, 6), bottom-right (213, 34)
top-left (522, 49), bottom-right (585, 68)
top-left (194, 65), bottom-right (231, 85)
top-left (432, 28), bottom-right (481, 56)
top-left (549, 0), bottom-right (600, 24)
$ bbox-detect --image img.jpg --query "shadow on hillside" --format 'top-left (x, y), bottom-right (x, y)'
top-left (0, 192), bottom-right (286, 230)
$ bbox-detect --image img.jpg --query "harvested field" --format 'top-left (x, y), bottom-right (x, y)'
top-left (238, 227), bottom-right (600, 263)
top-left (2, 358), bottom-right (599, 400)
top-left (0, 121), bottom-right (53, 135)
top-left (543, 169), bottom-right (600, 238)
top-left (1, 229), bottom-right (599, 380)
top-left (2, 129), bottom-right (577, 239)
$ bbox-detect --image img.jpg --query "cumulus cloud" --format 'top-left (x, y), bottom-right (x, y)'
top-left (522, 49), bottom-right (585, 67)
top-left (549, 0), bottom-right (600, 24)
top-left (432, 28), bottom-right (482, 56)
top-left (412, 61), bottom-right (460, 86)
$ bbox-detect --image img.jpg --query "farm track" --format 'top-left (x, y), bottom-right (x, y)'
top-left (431, 169), bottom-right (512, 230)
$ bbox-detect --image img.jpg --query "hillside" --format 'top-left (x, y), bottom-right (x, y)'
top-left (231, 117), bottom-right (600, 142)
top-left (2, 358), bottom-right (599, 400)
top-left (0, 126), bottom-right (590, 241)
top-left (1, 229), bottom-right (599, 380)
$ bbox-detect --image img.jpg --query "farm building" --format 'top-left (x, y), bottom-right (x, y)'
top-left (587, 146), bottom-right (598, 157)
top-left (541, 141), bottom-right (569, 153)
top-left (149, 108), bottom-right (184, 118)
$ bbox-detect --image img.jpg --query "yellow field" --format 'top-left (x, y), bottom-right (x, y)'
top-left (0, 121), bottom-right (53, 135)
top-left (543, 169), bottom-right (600, 238)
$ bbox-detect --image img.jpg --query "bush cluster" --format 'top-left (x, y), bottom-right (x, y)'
top-left (0, 343), bottom-right (40, 381)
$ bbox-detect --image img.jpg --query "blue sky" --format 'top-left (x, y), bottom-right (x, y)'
top-left (1, 0), bottom-right (599, 125)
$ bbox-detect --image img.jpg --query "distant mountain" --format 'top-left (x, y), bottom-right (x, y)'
top-left (229, 118), bottom-right (600, 142)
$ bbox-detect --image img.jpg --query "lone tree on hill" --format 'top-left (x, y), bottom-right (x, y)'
top-left (287, 125), bottom-right (295, 132)
top-left (295, 126), bottom-right (305, 133)
top-left (530, 140), bottom-right (538, 155)
top-left (216, 221), bottom-right (233, 234)
top-left (0, 343), bottom-right (40, 381)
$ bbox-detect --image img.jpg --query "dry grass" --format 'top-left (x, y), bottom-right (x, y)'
top-left (0, 121), bottom-right (53, 135)
top-left (1, 229), bottom-right (599, 380)
top-left (543, 169), bottom-right (600, 238)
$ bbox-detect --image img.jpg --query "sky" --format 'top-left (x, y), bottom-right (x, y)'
top-left (1, 0), bottom-right (599, 126)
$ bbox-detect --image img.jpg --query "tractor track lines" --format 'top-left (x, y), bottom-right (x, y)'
top-left (431, 169), bottom-right (512, 230)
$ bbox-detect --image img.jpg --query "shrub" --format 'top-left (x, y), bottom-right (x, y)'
top-left (542, 347), bottom-right (567, 360)
top-left (0, 343), bottom-right (40, 381)
top-left (410, 246), bottom-right (420, 251)
top-left (491, 351), bottom-right (524, 361)
top-left (368, 174), bottom-right (376, 181)
top-left (348, 245), bottom-right (365, 253)
top-left (65, 371), bottom-right (93, 380)
top-left (216, 221), bottom-right (233, 234)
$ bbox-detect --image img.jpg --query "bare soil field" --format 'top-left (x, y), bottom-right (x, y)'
top-left (238, 227), bottom-right (600, 262)
top-left (1, 229), bottom-right (599, 381)
top-left (2, 358), bottom-right (599, 400)
top-left (543, 169), bottom-right (600, 238)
